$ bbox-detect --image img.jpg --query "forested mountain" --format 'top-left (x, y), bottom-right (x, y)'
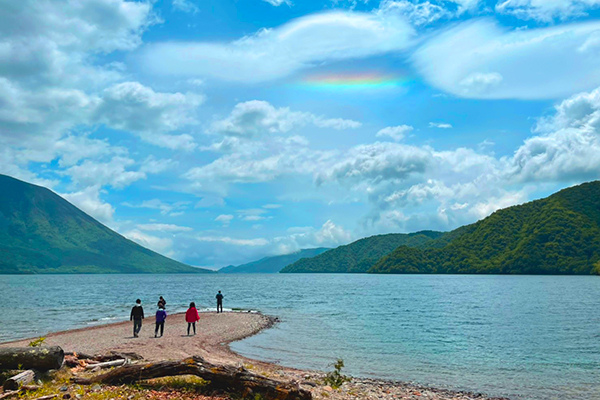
top-left (219, 247), bottom-right (330, 273)
top-left (0, 175), bottom-right (211, 274)
top-left (371, 181), bottom-right (600, 275)
top-left (280, 231), bottom-right (444, 273)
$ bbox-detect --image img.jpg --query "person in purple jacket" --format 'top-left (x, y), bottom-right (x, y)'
top-left (155, 306), bottom-right (167, 338)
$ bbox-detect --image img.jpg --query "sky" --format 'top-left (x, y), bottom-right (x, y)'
top-left (3, 0), bottom-right (600, 269)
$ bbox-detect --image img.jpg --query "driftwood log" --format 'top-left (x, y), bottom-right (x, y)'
top-left (0, 347), bottom-right (64, 371)
top-left (72, 356), bottom-right (311, 400)
top-left (84, 359), bottom-right (127, 370)
top-left (3, 370), bottom-right (35, 390)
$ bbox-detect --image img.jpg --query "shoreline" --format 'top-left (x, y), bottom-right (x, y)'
top-left (1, 312), bottom-right (510, 400)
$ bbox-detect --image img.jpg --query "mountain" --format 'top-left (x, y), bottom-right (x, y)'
top-left (0, 174), bottom-right (211, 274)
top-left (280, 231), bottom-right (444, 273)
top-left (219, 247), bottom-right (330, 273)
top-left (370, 181), bottom-right (600, 275)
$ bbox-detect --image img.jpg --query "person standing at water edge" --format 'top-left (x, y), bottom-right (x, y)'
top-left (185, 302), bottom-right (200, 336)
top-left (155, 305), bottom-right (167, 338)
top-left (216, 291), bottom-right (224, 313)
top-left (157, 296), bottom-right (166, 308)
top-left (130, 299), bottom-right (144, 338)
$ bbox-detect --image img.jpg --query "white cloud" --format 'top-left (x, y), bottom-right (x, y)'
top-left (496, 0), bottom-right (600, 22)
top-left (210, 100), bottom-right (360, 137)
top-left (429, 122), bottom-right (453, 128)
top-left (95, 82), bottom-right (204, 150)
top-left (195, 197), bottom-right (226, 208)
top-left (263, 204), bottom-right (282, 209)
top-left (124, 229), bottom-right (174, 256)
top-left (172, 0), bottom-right (199, 14)
top-left (378, 1), bottom-right (451, 26)
top-left (196, 235), bottom-right (269, 246)
top-left (135, 223), bottom-right (193, 232)
top-left (140, 11), bottom-right (414, 82)
top-left (215, 214), bottom-right (234, 226)
top-left (413, 19), bottom-right (600, 99)
top-left (262, 0), bottom-right (292, 5)
top-left (61, 185), bottom-right (115, 224)
top-left (376, 125), bottom-right (413, 141)
top-left (122, 199), bottom-right (189, 216)
top-left (272, 220), bottom-right (352, 254)
top-left (65, 157), bottom-right (146, 189)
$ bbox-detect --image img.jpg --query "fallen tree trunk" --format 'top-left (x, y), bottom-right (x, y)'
top-left (0, 347), bottom-right (64, 371)
top-left (3, 370), bottom-right (35, 390)
top-left (72, 356), bottom-right (311, 400)
top-left (84, 359), bottom-right (127, 370)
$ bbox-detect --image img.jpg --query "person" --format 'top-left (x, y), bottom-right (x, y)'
top-left (130, 299), bottom-right (144, 338)
top-left (157, 296), bottom-right (166, 308)
top-left (216, 291), bottom-right (224, 313)
top-left (185, 302), bottom-right (200, 336)
top-left (155, 305), bottom-right (167, 338)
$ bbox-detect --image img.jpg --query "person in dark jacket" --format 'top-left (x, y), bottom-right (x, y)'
top-left (157, 296), bottom-right (166, 308)
top-left (130, 299), bottom-right (144, 337)
top-left (216, 291), bottom-right (224, 313)
top-left (155, 306), bottom-right (167, 338)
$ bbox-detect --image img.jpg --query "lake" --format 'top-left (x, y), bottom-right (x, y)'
top-left (1, 274), bottom-right (598, 399)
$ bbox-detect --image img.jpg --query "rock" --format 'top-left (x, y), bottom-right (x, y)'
top-left (324, 386), bottom-right (333, 392)
top-left (301, 381), bottom-right (317, 387)
top-left (91, 384), bottom-right (101, 392)
top-left (75, 394), bottom-right (83, 400)
top-left (62, 394), bottom-right (71, 399)
top-left (59, 386), bottom-right (68, 392)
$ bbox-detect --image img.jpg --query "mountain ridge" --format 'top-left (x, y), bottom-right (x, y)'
top-left (0, 174), bottom-right (211, 274)
top-left (219, 247), bottom-right (330, 273)
top-left (370, 181), bottom-right (600, 275)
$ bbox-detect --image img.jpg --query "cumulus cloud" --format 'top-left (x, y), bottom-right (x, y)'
top-left (376, 125), bottom-right (413, 141)
top-left (124, 229), bottom-right (174, 256)
top-left (210, 100), bottom-right (360, 137)
top-left (215, 214), bottom-right (234, 226)
top-left (65, 157), bottom-right (146, 189)
top-left (61, 185), bottom-right (115, 224)
top-left (496, 0), bottom-right (600, 22)
top-left (95, 82), bottom-right (204, 150)
top-left (413, 19), bottom-right (600, 99)
top-left (140, 11), bottom-right (414, 82)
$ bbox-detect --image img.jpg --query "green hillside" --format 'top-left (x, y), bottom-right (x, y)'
top-left (0, 174), bottom-right (212, 274)
top-left (371, 181), bottom-right (600, 275)
top-left (219, 247), bottom-right (330, 273)
top-left (280, 231), bottom-right (444, 273)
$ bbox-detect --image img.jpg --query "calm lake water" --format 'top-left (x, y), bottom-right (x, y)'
top-left (1, 274), bottom-right (599, 400)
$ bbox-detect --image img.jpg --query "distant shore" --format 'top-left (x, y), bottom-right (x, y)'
top-left (1, 312), bottom-right (509, 400)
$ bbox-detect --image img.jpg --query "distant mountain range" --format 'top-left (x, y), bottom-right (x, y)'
top-left (219, 247), bottom-right (330, 273)
top-left (282, 181), bottom-right (600, 275)
top-left (0, 175), bottom-right (211, 274)
top-left (280, 231), bottom-right (444, 273)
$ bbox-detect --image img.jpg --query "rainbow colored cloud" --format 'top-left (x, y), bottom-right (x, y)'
top-left (296, 73), bottom-right (411, 90)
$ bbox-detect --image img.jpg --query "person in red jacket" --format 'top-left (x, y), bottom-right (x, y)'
top-left (185, 302), bottom-right (200, 336)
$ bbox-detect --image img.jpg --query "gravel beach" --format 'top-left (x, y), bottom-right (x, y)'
top-left (1, 312), bottom-right (510, 400)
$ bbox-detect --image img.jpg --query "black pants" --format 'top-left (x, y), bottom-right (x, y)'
top-left (133, 319), bottom-right (142, 336)
top-left (155, 322), bottom-right (164, 337)
top-left (187, 322), bottom-right (196, 335)
top-left (217, 301), bottom-right (223, 313)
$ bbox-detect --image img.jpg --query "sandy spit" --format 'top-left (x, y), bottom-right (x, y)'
top-left (1, 312), bottom-right (510, 400)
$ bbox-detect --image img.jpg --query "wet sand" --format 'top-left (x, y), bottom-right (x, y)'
top-left (1, 312), bottom-right (509, 400)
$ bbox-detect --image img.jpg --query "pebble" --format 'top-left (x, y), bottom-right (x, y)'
top-left (59, 386), bottom-right (69, 392)
top-left (91, 384), bottom-right (101, 392)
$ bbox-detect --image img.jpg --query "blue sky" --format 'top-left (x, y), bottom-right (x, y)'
top-left (3, 0), bottom-right (600, 269)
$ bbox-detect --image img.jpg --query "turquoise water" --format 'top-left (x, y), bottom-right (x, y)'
top-left (1, 274), bottom-right (599, 399)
